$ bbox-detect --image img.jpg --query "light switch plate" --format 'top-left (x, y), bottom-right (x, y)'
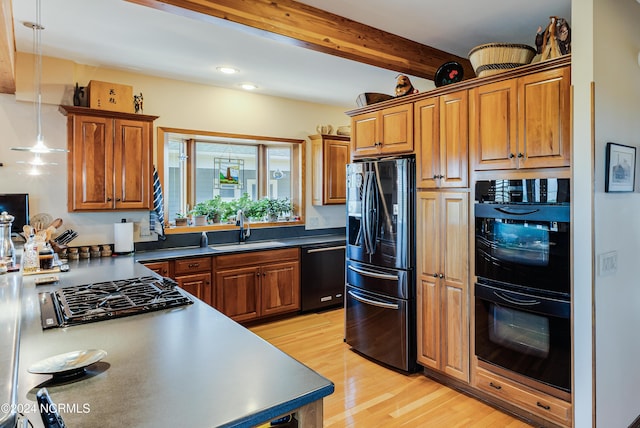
top-left (598, 251), bottom-right (618, 276)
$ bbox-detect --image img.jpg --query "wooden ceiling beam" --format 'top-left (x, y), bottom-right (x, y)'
top-left (125, 0), bottom-right (475, 81)
top-left (0, 0), bottom-right (17, 94)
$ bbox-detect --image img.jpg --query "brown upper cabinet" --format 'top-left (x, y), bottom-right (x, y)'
top-left (469, 65), bottom-right (570, 170)
top-left (351, 104), bottom-right (414, 157)
top-left (415, 90), bottom-right (468, 189)
top-left (60, 106), bottom-right (158, 211)
top-left (310, 134), bottom-right (351, 205)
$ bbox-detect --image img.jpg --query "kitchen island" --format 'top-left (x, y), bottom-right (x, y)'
top-left (11, 255), bottom-right (334, 427)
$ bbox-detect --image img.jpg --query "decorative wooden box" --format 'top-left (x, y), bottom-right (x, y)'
top-left (87, 80), bottom-right (134, 113)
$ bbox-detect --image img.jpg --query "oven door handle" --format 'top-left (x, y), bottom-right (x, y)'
top-left (348, 290), bottom-right (399, 310)
top-left (493, 291), bottom-right (541, 306)
top-left (348, 265), bottom-right (399, 281)
top-left (494, 206), bottom-right (540, 216)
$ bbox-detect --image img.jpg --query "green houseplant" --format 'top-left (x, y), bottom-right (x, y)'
top-left (259, 197), bottom-right (293, 222)
top-left (190, 196), bottom-right (223, 224)
top-left (174, 212), bottom-right (188, 227)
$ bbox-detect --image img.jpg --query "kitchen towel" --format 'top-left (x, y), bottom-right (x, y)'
top-left (114, 221), bottom-right (134, 254)
top-left (152, 166), bottom-right (165, 238)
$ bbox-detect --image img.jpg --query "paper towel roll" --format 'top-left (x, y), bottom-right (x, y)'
top-left (114, 221), bottom-right (134, 254)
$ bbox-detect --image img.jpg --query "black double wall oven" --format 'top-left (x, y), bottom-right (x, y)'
top-left (474, 178), bottom-right (571, 397)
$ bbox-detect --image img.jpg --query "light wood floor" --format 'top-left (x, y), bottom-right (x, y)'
top-left (250, 308), bottom-right (530, 427)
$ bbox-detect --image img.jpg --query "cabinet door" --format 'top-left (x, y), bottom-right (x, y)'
top-left (323, 139), bottom-right (350, 204)
top-left (518, 66), bottom-right (571, 168)
top-left (416, 191), bottom-right (469, 382)
top-left (351, 111), bottom-right (379, 156)
top-left (439, 91), bottom-right (468, 188)
top-left (216, 266), bottom-right (260, 322)
top-left (416, 192), bottom-right (440, 369)
top-left (260, 261), bottom-right (300, 317)
top-left (379, 104), bottom-right (414, 154)
top-left (114, 119), bottom-right (152, 209)
top-left (415, 97), bottom-right (439, 188)
top-left (143, 261), bottom-right (170, 277)
top-left (312, 136), bottom-right (350, 205)
top-left (440, 192), bottom-right (469, 382)
top-left (69, 115), bottom-right (114, 210)
top-left (175, 272), bottom-right (212, 306)
top-left (470, 79), bottom-right (518, 171)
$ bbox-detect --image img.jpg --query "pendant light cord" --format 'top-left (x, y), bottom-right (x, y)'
top-left (34, 0), bottom-right (43, 144)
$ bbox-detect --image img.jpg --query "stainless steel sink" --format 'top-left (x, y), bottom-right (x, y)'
top-left (209, 241), bottom-right (287, 251)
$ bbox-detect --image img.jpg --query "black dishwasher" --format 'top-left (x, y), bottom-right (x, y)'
top-left (300, 242), bottom-right (346, 312)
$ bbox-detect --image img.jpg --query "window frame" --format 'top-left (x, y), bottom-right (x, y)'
top-left (157, 127), bottom-right (305, 233)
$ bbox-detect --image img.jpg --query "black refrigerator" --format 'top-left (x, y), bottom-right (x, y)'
top-left (344, 156), bottom-right (417, 372)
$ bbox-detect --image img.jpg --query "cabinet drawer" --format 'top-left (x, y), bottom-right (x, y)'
top-left (174, 256), bottom-right (212, 274)
top-left (216, 248), bottom-right (299, 269)
top-left (475, 368), bottom-right (571, 426)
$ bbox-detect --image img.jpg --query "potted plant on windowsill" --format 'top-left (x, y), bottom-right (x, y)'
top-left (190, 196), bottom-right (224, 225)
top-left (174, 212), bottom-right (188, 227)
top-left (260, 197), bottom-right (293, 222)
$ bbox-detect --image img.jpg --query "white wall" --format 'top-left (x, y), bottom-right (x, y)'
top-left (1, 54), bottom-right (351, 246)
top-left (591, 1), bottom-right (640, 426)
top-left (571, 1), bottom-right (595, 426)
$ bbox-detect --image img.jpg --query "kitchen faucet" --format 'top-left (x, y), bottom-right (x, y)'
top-left (236, 209), bottom-right (250, 242)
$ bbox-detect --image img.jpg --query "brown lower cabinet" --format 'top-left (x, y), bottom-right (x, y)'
top-left (215, 248), bottom-right (300, 323)
top-left (142, 257), bottom-right (213, 307)
top-left (142, 248), bottom-right (300, 324)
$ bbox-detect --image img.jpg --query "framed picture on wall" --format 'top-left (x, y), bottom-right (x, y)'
top-left (605, 142), bottom-right (636, 192)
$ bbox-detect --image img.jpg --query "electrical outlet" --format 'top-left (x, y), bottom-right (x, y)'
top-left (598, 251), bottom-right (618, 276)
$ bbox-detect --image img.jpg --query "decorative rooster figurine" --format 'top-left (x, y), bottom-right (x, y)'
top-left (395, 74), bottom-right (419, 97)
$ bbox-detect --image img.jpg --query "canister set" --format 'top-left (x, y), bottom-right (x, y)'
top-left (63, 245), bottom-right (112, 261)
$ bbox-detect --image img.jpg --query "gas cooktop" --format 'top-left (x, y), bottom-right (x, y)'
top-left (39, 276), bottom-right (193, 329)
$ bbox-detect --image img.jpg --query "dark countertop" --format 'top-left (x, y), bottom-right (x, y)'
top-left (12, 252), bottom-right (335, 427)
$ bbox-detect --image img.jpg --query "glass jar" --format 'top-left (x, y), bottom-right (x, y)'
top-left (38, 244), bottom-right (55, 271)
top-left (22, 235), bottom-right (39, 273)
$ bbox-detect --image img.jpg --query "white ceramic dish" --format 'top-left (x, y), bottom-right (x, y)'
top-left (28, 349), bottom-right (107, 377)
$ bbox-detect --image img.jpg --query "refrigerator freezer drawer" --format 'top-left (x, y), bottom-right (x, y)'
top-left (345, 285), bottom-right (417, 372)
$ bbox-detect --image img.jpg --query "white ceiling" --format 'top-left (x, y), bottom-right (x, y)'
top-left (11, 0), bottom-right (571, 107)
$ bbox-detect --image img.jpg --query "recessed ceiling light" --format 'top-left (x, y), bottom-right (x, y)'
top-left (241, 83), bottom-right (258, 91)
top-left (216, 66), bottom-right (239, 74)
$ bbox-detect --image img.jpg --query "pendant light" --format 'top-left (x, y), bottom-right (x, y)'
top-left (11, 0), bottom-right (66, 156)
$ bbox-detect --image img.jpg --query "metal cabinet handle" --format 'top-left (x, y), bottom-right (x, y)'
top-left (489, 382), bottom-right (502, 390)
top-left (106, 197), bottom-right (112, 201)
top-left (306, 245), bottom-right (346, 253)
top-left (517, 152), bottom-right (524, 158)
top-left (348, 290), bottom-right (398, 310)
top-left (188, 263), bottom-right (200, 268)
top-left (432, 273), bottom-right (438, 277)
top-left (433, 174), bottom-right (438, 179)
top-left (509, 153), bottom-right (515, 159)
top-left (348, 265), bottom-right (398, 281)
top-left (439, 273), bottom-right (444, 278)
top-left (536, 402), bottom-right (551, 411)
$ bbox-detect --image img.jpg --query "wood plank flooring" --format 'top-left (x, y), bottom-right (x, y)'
top-left (250, 308), bottom-right (530, 427)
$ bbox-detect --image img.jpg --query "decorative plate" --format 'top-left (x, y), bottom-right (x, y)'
top-left (28, 349), bottom-right (107, 378)
top-left (434, 61), bottom-right (464, 87)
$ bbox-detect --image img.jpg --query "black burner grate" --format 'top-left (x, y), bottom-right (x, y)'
top-left (40, 276), bottom-right (193, 329)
